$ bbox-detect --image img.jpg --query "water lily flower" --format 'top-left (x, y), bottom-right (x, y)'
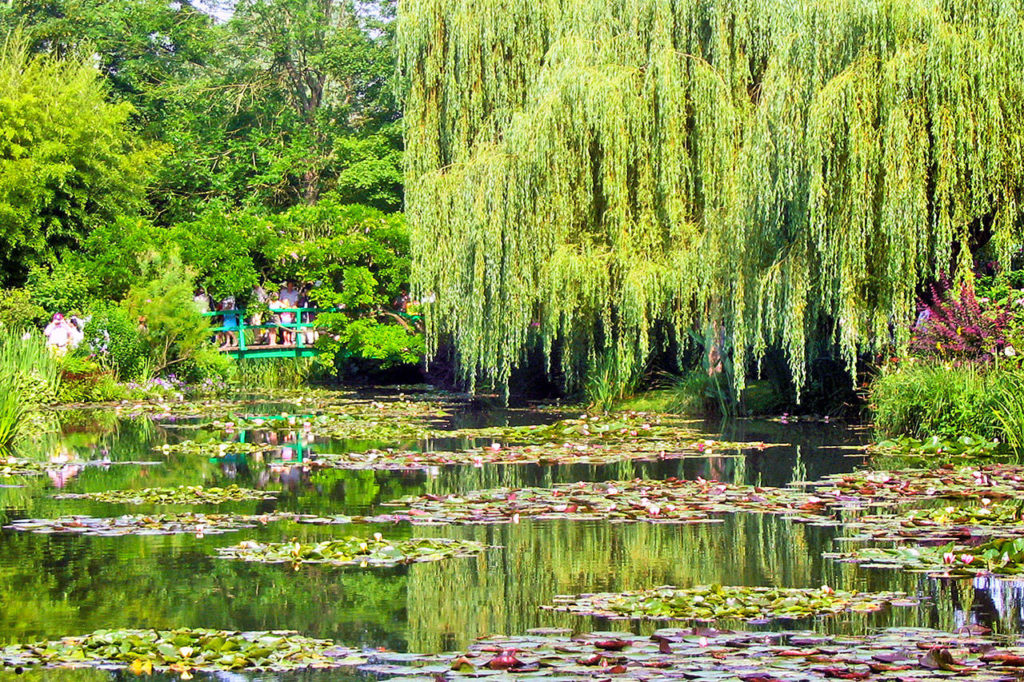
top-left (373, 532), bottom-right (383, 541)
top-left (960, 554), bottom-right (975, 565)
top-left (943, 552), bottom-right (956, 565)
top-left (820, 585), bottom-right (834, 594)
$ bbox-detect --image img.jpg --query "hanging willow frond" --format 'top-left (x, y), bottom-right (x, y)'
top-left (398, 0), bottom-right (1024, 395)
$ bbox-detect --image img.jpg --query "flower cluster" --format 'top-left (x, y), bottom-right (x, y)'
top-left (909, 279), bottom-right (1011, 363)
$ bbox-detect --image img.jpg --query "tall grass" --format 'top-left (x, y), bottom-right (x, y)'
top-left (870, 362), bottom-right (1024, 443)
top-left (233, 358), bottom-right (315, 390)
top-left (0, 329), bottom-right (61, 450)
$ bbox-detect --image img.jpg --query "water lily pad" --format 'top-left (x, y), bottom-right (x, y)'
top-left (826, 537), bottom-right (1024, 578)
top-left (349, 627), bottom-right (1024, 681)
top-left (0, 458), bottom-right (161, 478)
top-left (4, 512), bottom-right (299, 537)
top-left (807, 464), bottom-right (1024, 507)
top-left (0, 627), bottom-right (369, 672)
top-left (374, 478), bottom-right (833, 525)
top-left (543, 585), bottom-right (913, 621)
top-left (54, 484), bottom-right (278, 505)
top-left (215, 535), bottom-right (489, 567)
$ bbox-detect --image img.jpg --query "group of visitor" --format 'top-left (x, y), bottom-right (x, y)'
top-left (194, 282), bottom-right (316, 349)
top-left (43, 313), bottom-right (85, 355)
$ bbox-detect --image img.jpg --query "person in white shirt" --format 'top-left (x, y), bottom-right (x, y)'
top-left (43, 313), bottom-right (75, 355)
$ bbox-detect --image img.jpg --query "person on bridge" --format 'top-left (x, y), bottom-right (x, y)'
top-left (218, 297), bottom-right (239, 349)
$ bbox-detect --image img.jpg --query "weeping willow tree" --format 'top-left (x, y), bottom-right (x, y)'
top-left (398, 0), bottom-right (1024, 396)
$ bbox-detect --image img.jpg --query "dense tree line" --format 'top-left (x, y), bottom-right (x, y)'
top-left (0, 0), bottom-right (417, 382)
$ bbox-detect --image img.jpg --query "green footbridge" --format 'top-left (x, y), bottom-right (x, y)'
top-left (203, 308), bottom-right (321, 360)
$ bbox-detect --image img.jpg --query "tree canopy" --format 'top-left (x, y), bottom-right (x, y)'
top-left (398, 0), bottom-right (1024, 395)
top-left (0, 33), bottom-right (156, 285)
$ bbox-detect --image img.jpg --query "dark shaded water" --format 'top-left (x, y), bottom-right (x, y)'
top-left (0, 392), bottom-right (1020, 681)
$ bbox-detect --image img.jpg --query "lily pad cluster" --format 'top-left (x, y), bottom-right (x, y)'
top-left (157, 439), bottom-right (280, 457)
top-left (0, 458), bottom-right (161, 478)
top-left (373, 478), bottom-right (832, 525)
top-left (808, 464), bottom-right (1024, 505)
top-left (543, 585), bottom-right (913, 621)
top-left (869, 435), bottom-right (1005, 462)
top-left (215, 535), bottom-right (488, 567)
top-left (0, 627), bottom-right (366, 673)
top-left (355, 626), bottom-right (1024, 681)
top-left (835, 501), bottom-right (1024, 544)
top-left (4, 512), bottom-right (297, 537)
top-left (55, 484), bottom-right (278, 505)
top-left (827, 537), bottom-right (1024, 577)
top-left (449, 413), bottom-right (759, 449)
top-left (283, 439), bottom-right (749, 472)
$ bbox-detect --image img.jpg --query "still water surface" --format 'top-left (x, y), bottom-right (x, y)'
top-left (0, 390), bottom-right (1019, 681)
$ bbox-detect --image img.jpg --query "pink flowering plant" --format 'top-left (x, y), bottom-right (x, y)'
top-left (909, 278), bottom-right (1011, 364)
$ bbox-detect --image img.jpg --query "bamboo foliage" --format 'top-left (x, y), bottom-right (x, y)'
top-left (398, 0), bottom-right (1024, 394)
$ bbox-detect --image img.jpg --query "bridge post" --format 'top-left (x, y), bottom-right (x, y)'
top-left (239, 308), bottom-right (248, 354)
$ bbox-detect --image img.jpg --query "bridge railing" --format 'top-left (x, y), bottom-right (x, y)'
top-left (202, 308), bottom-right (326, 355)
top-left (202, 307), bottom-right (424, 359)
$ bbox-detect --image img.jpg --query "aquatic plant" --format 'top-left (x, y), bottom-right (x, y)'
top-left (278, 437), bottom-right (749, 472)
top-left (0, 457), bottom-right (160, 478)
top-left (55, 484), bottom-right (278, 505)
top-left (4, 512), bottom-right (298, 537)
top-left (544, 585), bottom-right (912, 621)
top-left (357, 627), bottom-right (1024, 679)
top-left (0, 627), bottom-right (366, 673)
top-left (215, 536), bottom-right (489, 567)
top-left (826, 538), bottom-right (1024, 578)
top-left (232, 357), bottom-right (315, 389)
top-left (369, 478), bottom-right (832, 525)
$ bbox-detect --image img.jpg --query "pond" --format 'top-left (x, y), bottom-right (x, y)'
top-left (0, 388), bottom-right (1020, 681)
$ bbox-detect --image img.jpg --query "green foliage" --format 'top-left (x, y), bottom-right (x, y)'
top-left (869, 362), bottom-right (1024, 446)
top-left (0, 376), bottom-right (25, 451)
top-left (0, 287), bottom-right (44, 329)
top-left (26, 261), bottom-right (91, 315)
top-left (0, 0), bottom-right (219, 126)
top-left (82, 304), bottom-right (146, 380)
top-left (233, 357), bottom-right (314, 389)
top-left (584, 349), bottom-right (644, 412)
top-left (124, 252), bottom-right (212, 375)
top-left (77, 217), bottom-right (162, 299)
top-left (170, 212), bottom-right (262, 302)
top-left (0, 328), bottom-right (61, 449)
top-left (0, 32), bottom-right (157, 285)
top-left (399, 0), bottom-right (1024, 397)
top-left (316, 314), bottom-right (424, 371)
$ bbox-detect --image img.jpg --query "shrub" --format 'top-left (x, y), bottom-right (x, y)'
top-left (124, 252), bottom-right (213, 375)
top-left (0, 288), bottom-right (45, 330)
top-left (82, 304), bottom-right (146, 380)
